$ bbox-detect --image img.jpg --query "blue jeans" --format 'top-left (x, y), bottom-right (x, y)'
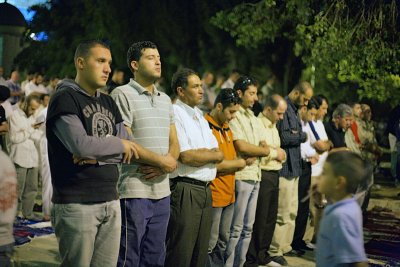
top-left (117, 197), bottom-right (170, 267)
top-left (225, 180), bottom-right (260, 267)
top-left (207, 204), bottom-right (234, 267)
top-left (51, 200), bottom-right (121, 267)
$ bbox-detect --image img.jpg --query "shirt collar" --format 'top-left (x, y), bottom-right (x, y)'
top-left (285, 96), bottom-right (298, 112)
top-left (239, 105), bottom-right (254, 117)
top-left (258, 112), bottom-right (275, 128)
top-left (324, 197), bottom-right (356, 216)
top-left (175, 99), bottom-right (203, 119)
top-left (205, 113), bottom-right (229, 129)
top-left (330, 120), bottom-right (344, 132)
top-left (129, 78), bottom-right (160, 96)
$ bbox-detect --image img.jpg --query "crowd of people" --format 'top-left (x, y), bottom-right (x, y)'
top-left (0, 39), bottom-right (397, 267)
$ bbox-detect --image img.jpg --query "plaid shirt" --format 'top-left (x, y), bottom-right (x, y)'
top-left (6, 80), bottom-right (22, 105)
top-left (277, 97), bottom-right (307, 178)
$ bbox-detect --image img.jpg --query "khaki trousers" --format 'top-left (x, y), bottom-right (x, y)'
top-left (268, 176), bottom-right (299, 256)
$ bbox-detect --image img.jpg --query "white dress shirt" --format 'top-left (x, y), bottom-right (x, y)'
top-left (301, 121), bottom-right (317, 160)
top-left (8, 107), bottom-right (40, 168)
top-left (170, 99), bottom-right (218, 182)
top-left (24, 81), bottom-right (48, 96)
top-left (309, 120), bottom-right (329, 177)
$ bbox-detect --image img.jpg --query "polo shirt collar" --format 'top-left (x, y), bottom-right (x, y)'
top-left (129, 78), bottom-right (160, 96)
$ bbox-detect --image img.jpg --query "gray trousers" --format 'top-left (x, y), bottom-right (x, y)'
top-left (15, 165), bottom-right (38, 218)
top-left (51, 200), bottom-right (121, 267)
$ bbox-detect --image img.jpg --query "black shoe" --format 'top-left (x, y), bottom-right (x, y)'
top-left (293, 242), bottom-right (314, 251)
top-left (33, 203), bottom-right (42, 212)
top-left (270, 256), bottom-right (288, 266)
top-left (283, 249), bottom-right (305, 257)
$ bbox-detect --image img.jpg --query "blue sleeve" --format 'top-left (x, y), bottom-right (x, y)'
top-left (331, 213), bottom-right (368, 265)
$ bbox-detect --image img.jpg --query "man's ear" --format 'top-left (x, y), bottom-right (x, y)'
top-left (264, 106), bottom-right (272, 113)
top-left (130, 61), bottom-right (139, 72)
top-left (293, 90), bottom-right (300, 99)
top-left (76, 57), bottom-right (85, 70)
top-left (337, 175), bottom-right (347, 190)
top-left (177, 87), bottom-right (184, 97)
top-left (236, 89), bottom-right (243, 98)
top-left (216, 102), bottom-right (223, 111)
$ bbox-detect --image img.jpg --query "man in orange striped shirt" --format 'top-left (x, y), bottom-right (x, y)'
top-left (205, 89), bottom-right (249, 267)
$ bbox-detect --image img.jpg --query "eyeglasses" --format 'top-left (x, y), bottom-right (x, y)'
top-left (220, 89), bottom-right (240, 105)
top-left (239, 77), bottom-right (253, 88)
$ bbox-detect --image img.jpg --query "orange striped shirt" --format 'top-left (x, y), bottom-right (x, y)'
top-left (205, 114), bottom-right (237, 207)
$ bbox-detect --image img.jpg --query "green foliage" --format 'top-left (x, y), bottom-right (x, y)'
top-left (212, 0), bottom-right (400, 105)
top-left (15, 0), bottom-right (252, 94)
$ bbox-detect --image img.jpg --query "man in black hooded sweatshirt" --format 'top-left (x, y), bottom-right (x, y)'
top-left (46, 40), bottom-right (140, 267)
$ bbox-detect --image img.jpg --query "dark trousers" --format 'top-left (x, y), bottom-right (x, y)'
top-left (244, 170), bottom-right (279, 267)
top-left (0, 243), bottom-right (13, 267)
top-left (165, 178), bottom-right (213, 267)
top-left (291, 161), bottom-right (311, 249)
top-left (117, 197), bottom-right (170, 267)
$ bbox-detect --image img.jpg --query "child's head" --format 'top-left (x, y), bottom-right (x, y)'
top-left (318, 151), bottom-right (369, 199)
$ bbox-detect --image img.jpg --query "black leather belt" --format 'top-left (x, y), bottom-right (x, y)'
top-left (174, 176), bottom-right (211, 187)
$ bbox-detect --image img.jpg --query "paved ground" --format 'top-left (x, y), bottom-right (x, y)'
top-left (12, 178), bottom-right (400, 267)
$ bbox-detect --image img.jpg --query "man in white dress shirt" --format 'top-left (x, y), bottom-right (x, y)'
top-left (165, 68), bottom-right (224, 267)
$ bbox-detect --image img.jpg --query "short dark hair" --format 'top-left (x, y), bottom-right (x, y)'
top-left (74, 40), bottom-right (110, 62)
top-left (326, 151), bottom-right (371, 194)
top-left (264, 94), bottom-right (282, 110)
top-left (233, 76), bottom-right (258, 93)
top-left (230, 69), bottom-right (240, 75)
top-left (307, 97), bottom-right (320, 110)
top-left (317, 94), bottom-right (329, 106)
top-left (171, 68), bottom-right (198, 95)
top-left (214, 88), bottom-right (241, 109)
top-left (348, 101), bottom-right (360, 108)
top-left (40, 94), bottom-right (50, 101)
top-left (113, 67), bottom-right (124, 73)
top-left (126, 41), bottom-right (158, 72)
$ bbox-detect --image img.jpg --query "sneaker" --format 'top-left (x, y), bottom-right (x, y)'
top-left (371, 184), bottom-right (381, 190)
top-left (265, 260), bottom-right (282, 266)
top-left (306, 242), bottom-right (316, 250)
top-left (33, 203), bottom-right (43, 212)
top-left (270, 256), bottom-right (288, 266)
